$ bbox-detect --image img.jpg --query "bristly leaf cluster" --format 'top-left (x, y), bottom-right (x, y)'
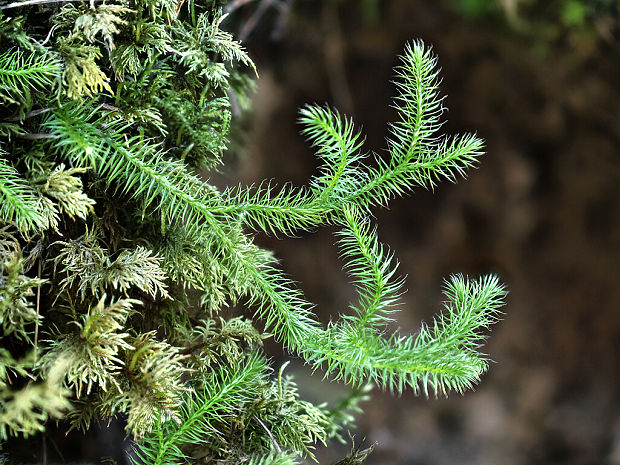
top-left (0, 0), bottom-right (506, 461)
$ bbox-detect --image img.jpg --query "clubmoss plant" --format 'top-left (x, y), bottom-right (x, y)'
top-left (0, 0), bottom-right (506, 463)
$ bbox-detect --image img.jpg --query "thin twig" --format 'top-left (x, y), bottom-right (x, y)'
top-left (0, 0), bottom-right (95, 10)
top-left (40, 24), bottom-right (57, 46)
top-left (254, 416), bottom-right (282, 453)
top-left (223, 0), bottom-right (254, 15)
top-left (272, 0), bottom-right (289, 12)
top-left (34, 258), bottom-right (42, 363)
top-left (174, 0), bottom-right (185, 19)
top-left (227, 86), bottom-right (242, 118)
top-left (2, 107), bottom-right (53, 122)
top-left (45, 433), bottom-right (65, 463)
top-left (17, 133), bottom-right (58, 140)
top-left (270, 0), bottom-right (292, 40)
top-left (101, 103), bottom-right (121, 112)
top-left (239, 0), bottom-right (274, 41)
top-left (42, 434), bottom-right (47, 465)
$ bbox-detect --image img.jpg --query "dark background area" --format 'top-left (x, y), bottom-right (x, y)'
top-left (221, 1), bottom-right (620, 464)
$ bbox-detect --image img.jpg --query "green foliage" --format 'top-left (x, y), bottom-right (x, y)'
top-left (450, 0), bottom-right (619, 41)
top-left (172, 317), bottom-right (265, 374)
top-left (561, 0), bottom-right (589, 27)
top-left (245, 452), bottom-right (299, 465)
top-left (0, 1), bottom-right (506, 463)
top-left (0, 249), bottom-right (45, 341)
top-left (97, 331), bottom-right (188, 434)
top-left (0, 49), bottom-right (61, 106)
top-left (58, 3), bottom-right (133, 48)
top-left (0, 352), bottom-right (71, 440)
top-left (52, 230), bottom-right (169, 300)
top-left (0, 153), bottom-right (46, 232)
top-left (39, 297), bottom-right (137, 397)
top-left (245, 361), bottom-right (331, 457)
top-left (29, 164), bottom-right (95, 222)
top-left (134, 352), bottom-right (268, 465)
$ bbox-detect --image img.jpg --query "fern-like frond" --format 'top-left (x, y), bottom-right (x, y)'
top-left (56, 3), bottom-right (133, 48)
top-left (39, 297), bottom-right (137, 396)
top-left (324, 384), bottom-right (372, 443)
top-left (156, 93), bottom-right (232, 168)
top-left (336, 206), bottom-right (404, 329)
top-left (245, 361), bottom-right (330, 459)
top-left (57, 41), bottom-right (112, 99)
top-left (174, 317), bottom-right (264, 374)
top-left (0, 348), bottom-right (29, 391)
top-left (303, 274), bottom-right (506, 395)
top-left (102, 332), bottom-right (188, 435)
top-left (53, 230), bottom-right (170, 300)
top-left (109, 20), bottom-right (170, 80)
top-left (210, 42), bottom-right (484, 237)
top-left (217, 183), bottom-right (321, 236)
top-left (0, 225), bottom-right (19, 259)
top-left (30, 164), bottom-right (95, 221)
top-left (204, 13), bottom-right (255, 73)
top-left (0, 355), bottom-right (71, 440)
top-left (135, 0), bottom-right (180, 25)
top-left (0, 153), bottom-right (45, 232)
top-left (299, 104), bottom-right (366, 203)
top-left (0, 16), bottom-right (35, 52)
top-left (65, 332), bottom-right (188, 437)
top-left (245, 452), bottom-right (299, 465)
top-left (133, 352), bottom-right (268, 465)
top-left (0, 49), bottom-right (60, 105)
top-left (0, 251), bottom-right (45, 341)
top-left (153, 224), bottom-right (221, 293)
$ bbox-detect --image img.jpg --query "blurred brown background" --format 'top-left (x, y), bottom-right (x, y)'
top-left (222, 1), bottom-right (620, 464)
